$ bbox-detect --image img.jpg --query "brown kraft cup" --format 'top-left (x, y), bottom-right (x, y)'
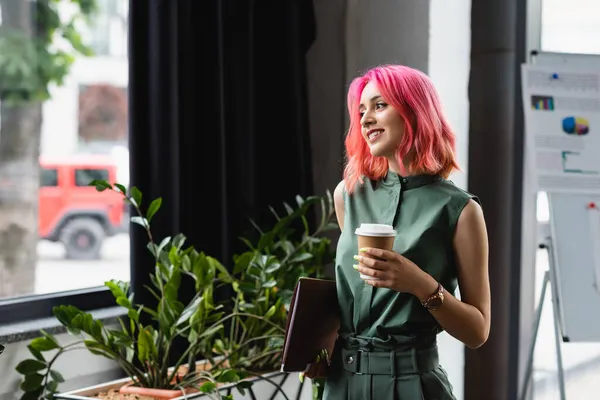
top-left (354, 223), bottom-right (396, 280)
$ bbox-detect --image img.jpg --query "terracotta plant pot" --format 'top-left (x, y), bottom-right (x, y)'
top-left (55, 369), bottom-right (313, 400)
top-left (119, 382), bottom-right (198, 399)
top-left (117, 362), bottom-right (216, 399)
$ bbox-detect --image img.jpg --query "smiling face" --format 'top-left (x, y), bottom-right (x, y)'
top-left (358, 82), bottom-right (406, 158)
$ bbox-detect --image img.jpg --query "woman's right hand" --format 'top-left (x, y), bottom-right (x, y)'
top-left (300, 349), bottom-right (331, 380)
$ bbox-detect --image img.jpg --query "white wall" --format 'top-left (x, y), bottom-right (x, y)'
top-left (429, 0), bottom-right (472, 189)
top-left (428, 1), bottom-right (472, 399)
top-left (345, 0), bottom-right (430, 78)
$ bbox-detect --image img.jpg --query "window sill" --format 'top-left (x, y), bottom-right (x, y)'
top-left (0, 306), bottom-right (125, 344)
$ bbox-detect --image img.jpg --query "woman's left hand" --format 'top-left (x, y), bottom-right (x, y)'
top-left (354, 247), bottom-right (437, 297)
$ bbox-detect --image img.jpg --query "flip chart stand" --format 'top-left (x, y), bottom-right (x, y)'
top-left (587, 202), bottom-right (600, 294)
top-left (520, 235), bottom-right (567, 400)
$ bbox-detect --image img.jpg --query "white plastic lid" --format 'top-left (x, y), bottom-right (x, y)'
top-left (354, 223), bottom-right (396, 237)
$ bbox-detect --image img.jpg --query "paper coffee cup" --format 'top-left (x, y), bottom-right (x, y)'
top-left (354, 224), bottom-right (396, 280)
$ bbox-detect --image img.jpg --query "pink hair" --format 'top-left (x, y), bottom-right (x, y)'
top-left (343, 65), bottom-right (460, 193)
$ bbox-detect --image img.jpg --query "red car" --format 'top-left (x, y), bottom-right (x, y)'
top-left (39, 155), bottom-right (126, 259)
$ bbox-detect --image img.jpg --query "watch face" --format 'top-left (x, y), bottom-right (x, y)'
top-left (429, 296), bottom-right (443, 308)
top-left (423, 285), bottom-right (444, 310)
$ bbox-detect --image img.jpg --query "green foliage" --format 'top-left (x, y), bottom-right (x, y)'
top-left (211, 193), bottom-right (337, 373)
top-left (16, 179), bottom-right (337, 399)
top-left (16, 182), bottom-right (241, 400)
top-left (0, 0), bottom-right (98, 105)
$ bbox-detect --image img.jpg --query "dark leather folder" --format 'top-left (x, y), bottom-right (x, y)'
top-left (281, 277), bottom-right (340, 373)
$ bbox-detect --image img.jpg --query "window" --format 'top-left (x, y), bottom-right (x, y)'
top-left (80, 0), bottom-right (129, 58)
top-left (541, 0), bottom-right (600, 54)
top-left (40, 169), bottom-right (58, 187)
top-left (533, 1), bottom-right (600, 398)
top-left (0, 0), bottom-right (130, 315)
top-left (75, 168), bottom-right (109, 186)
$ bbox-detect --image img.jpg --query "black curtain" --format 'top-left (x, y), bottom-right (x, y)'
top-left (128, 0), bottom-right (316, 326)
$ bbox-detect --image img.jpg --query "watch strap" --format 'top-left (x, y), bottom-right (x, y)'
top-left (421, 282), bottom-right (444, 310)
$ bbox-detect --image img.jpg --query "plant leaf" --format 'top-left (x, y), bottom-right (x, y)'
top-left (265, 262), bottom-right (282, 274)
top-left (26, 345), bottom-right (44, 362)
top-left (15, 359), bottom-right (47, 375)
top-left (137, 328), bottom-right (153, 363)
top-left (283, 202), bottom-right (294, 215)
top-left (29, 337), bottom-right (58, 352)
top-left (216, 369), bottom-right (240, 383)
top-left (237, 381), bottom-right (253, 389)
top-left (268, 205), bottom-right (280, 220)
top-left (147, 197), bottom-right (162, 222)
top-left (19, 373), bottom-right (44, 392)
top-left (130, 186), bottom-right (142, 206)
top-left (114, 183), bottom-right (127, 194)
top-left (50, 369), bottom-right (65, 383)
top-left (89, 179), bottom-right (112, 192)
top-left (262, 279), bottom-right (277, 288)
top-left (290, 253), bottom-right (313, 263)
top-left (199, 382), bottom-right (216, 393)
top-left (264, 305), bottom-right (276, 319)
top-left (176, 295), bottom-right (203, 326)
top-left (131, 216), bottom-right (148, 227)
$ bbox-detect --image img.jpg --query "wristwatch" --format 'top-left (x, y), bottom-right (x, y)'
top-left (421, 283), bottom-right (444, 311)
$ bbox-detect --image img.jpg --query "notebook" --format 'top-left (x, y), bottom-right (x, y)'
top-left (280, 277), bottom-right (340, 373)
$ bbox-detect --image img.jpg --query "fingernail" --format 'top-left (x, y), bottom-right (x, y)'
top-left (353, 255), bottom-right (360, 261)
top-left (316, 355), bottom-right (321, 363)
top-left (359, 247), bottom-right (368, 252)
top-left (353, 264), bottom-right (359, 270)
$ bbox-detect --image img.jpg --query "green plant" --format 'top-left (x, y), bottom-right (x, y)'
top-left (15, 182), bottom-right (245, 400)
top-left (207, 193), bottom-right (337, 398)
top-left (16, 181), bottom-right (338, 400)
top-left (0, 343), bottom-right (4, 355)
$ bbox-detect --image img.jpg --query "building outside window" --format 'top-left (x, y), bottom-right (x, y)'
top-left (80, 0), bottom-right (128, 59)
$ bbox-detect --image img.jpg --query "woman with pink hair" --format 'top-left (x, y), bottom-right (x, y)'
top-left (306, 65), bottom-right (491, 399)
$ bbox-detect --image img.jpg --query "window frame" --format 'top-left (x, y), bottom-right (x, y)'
top-left (0, 286), bottom-right (116, 326)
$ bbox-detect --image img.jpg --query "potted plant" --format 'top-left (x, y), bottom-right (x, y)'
top-left (15, 182), bottom-right (250, 400)
top-left (207, 192), bottom-right (337, 400)
top-left (16, 181), bottom-right (338, 400)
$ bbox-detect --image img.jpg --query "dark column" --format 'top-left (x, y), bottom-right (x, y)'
top-left (466, 0), bottom-right (527, 399)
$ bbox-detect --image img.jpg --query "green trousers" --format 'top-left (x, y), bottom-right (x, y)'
top-left (323, 344), bottom-right (456, 400)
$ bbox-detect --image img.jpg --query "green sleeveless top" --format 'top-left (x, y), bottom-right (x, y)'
top-left (335, 171), bottom-right (478, 351)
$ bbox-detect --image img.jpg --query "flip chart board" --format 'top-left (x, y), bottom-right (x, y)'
top-left (523, 50), bottom-right (600, 341)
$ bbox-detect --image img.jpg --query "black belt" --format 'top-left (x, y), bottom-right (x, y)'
top-left (341, 346), bottom-right (439, 376)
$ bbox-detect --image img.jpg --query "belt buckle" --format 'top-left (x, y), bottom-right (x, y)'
top-left (355, 349), bottom-right (364, 375)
